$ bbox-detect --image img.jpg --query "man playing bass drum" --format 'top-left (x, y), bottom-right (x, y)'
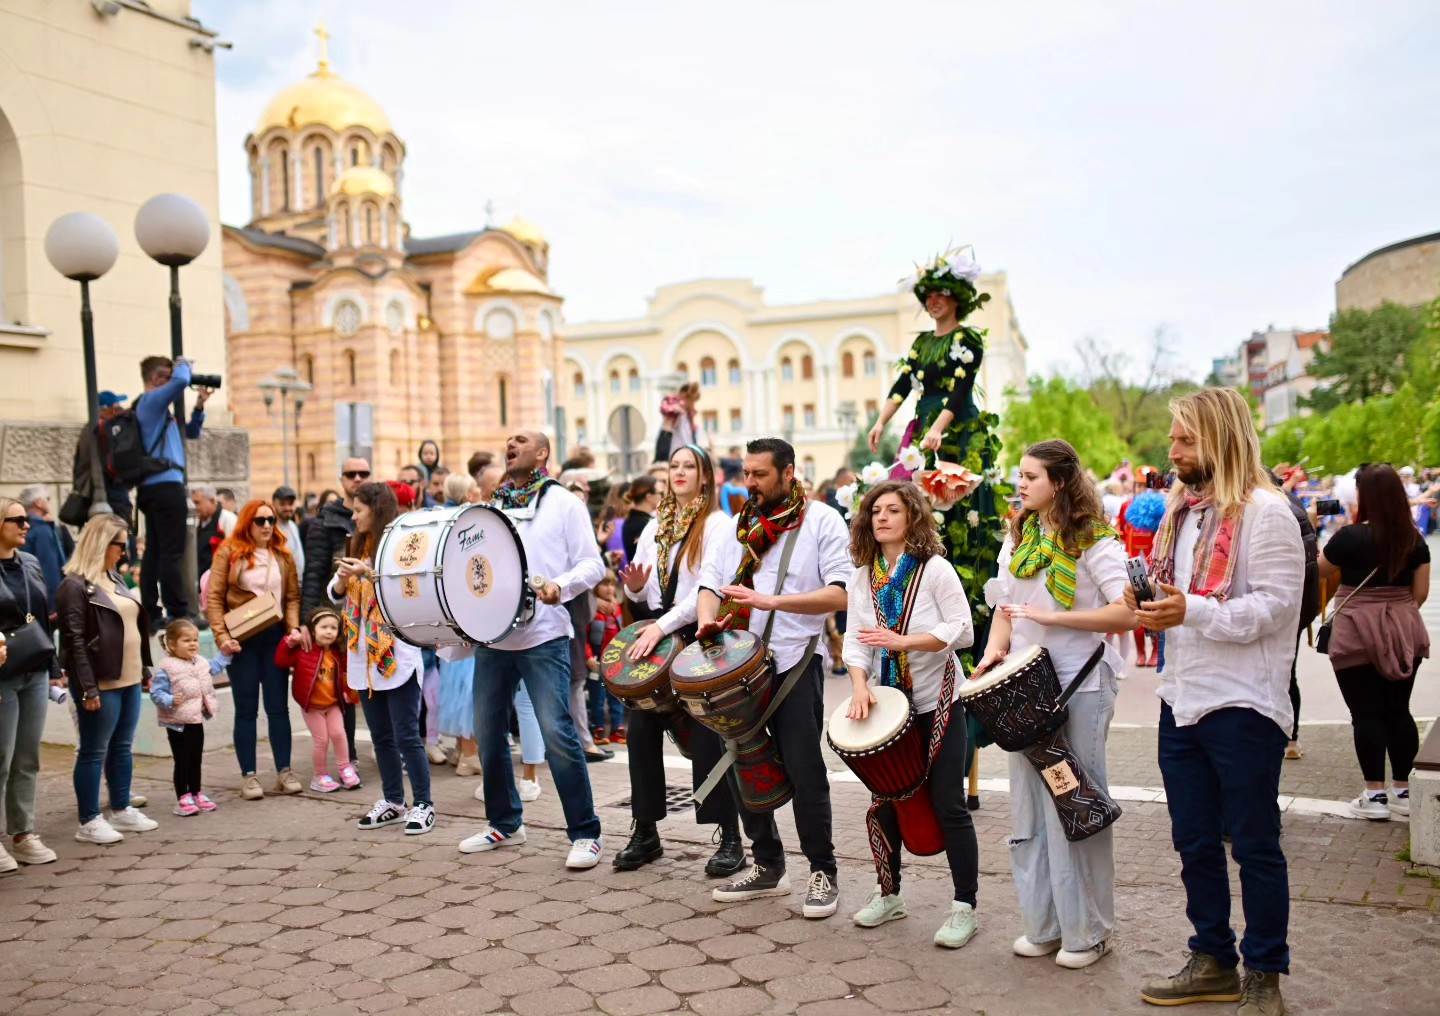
top-left (696, 438), bottom-right (851, 919)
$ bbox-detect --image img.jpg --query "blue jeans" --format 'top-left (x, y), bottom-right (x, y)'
top-left (474, 637), bottom-right (600, 841)
top-left (73, 683), bottom-right (142, 823)
top-left (1158, 703), bottom-right (1289, 974)
top-left (588, 679), bottom-right (624, 732)
top-left (228, 625), bottom-right (291, 775)
top-left (360, 674), bottom-right (430, 806)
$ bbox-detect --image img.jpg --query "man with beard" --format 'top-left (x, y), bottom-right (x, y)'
top-left (696, 437), bottom-right (850, 919)
top-left (457, 431), bottom-right (606, 869)
top-left (1126, 388), bottom-right (1302, 1016)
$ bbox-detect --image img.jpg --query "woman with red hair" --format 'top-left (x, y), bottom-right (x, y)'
top-left (207, 499), bottom-right (303, 801)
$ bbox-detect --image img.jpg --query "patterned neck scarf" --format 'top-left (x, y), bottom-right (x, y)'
top-left (654, 490), bottom-right (705, 599)
top-left (870, 553), bottom-right (922, 690)
top-left (1151, 491), bottom-right (1243, 601)
top-left (493, 469), bottom-right (554, 512)
top-left (343, 571), bottom-right (395, 691)
top-left (718, 479), bottom-right (808, 630)
top-left (1008, 512), bottom-right (1118, 610)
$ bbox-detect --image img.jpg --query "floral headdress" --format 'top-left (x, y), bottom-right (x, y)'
top-left (900, 245), bottom-right (990, 319)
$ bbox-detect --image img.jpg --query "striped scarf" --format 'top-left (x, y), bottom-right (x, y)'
top-left (493, 469), bottom-right (553, 512)
top-left (1008, 512), bottom-right (1117, 610)
top-left (1151, 492), bottom-right (1243, 601)
top-left (870, 553), bottom-right (921, 690)
top-left (717, 479), bottom-right (807, 630)
top-left (344, 572), bottom-right (396, 691)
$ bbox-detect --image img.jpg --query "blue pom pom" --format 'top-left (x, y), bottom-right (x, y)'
top-left (1125, 491), bottom-right (1167, 533)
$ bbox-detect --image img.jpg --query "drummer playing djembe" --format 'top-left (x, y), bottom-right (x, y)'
top-left (841, 480), bottom-right (982, 948)
top-left (972, 439), bottom-right (1137, 970)
top-left (614, 444), bottom-right (744, 876)
top-left (696, 438), bottom-right (851, 919)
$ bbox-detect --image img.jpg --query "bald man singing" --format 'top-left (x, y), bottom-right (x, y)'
top-left (457, 431), bottom-right (608, 870)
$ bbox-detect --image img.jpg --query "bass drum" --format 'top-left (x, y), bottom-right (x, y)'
top-left (374, 504), bottom-right (532, 647)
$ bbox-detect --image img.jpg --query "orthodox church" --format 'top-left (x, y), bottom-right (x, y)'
top-left (222, 31), bottom-right (563, 494)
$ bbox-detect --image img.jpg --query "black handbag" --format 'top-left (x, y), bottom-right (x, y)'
top-left (0, 566), bottom-right (54, 680)
top-left (59, 491), bottom-right (91, 528)
top-left (1315, 567), bottom-right (1376, 655)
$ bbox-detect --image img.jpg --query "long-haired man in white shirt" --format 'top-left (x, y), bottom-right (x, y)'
top-left (1125, 388), bottom-right (1302, 1016)
top-left (457, 431), bottom-right (607, 870)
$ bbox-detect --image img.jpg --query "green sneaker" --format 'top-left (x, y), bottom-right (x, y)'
top-left (933, 901), bottom-right (977, 949)
top-left (1141, 952), bottom-right (1242, 1006)
top-left (851, 886), bottom-right (907, 928)
top-left (1237, 970), bottom-right (1286, 1016)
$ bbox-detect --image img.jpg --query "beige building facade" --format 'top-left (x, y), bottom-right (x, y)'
top-left (1336, 230), bottom-right (1440, 312)
top-left (223, 39), bottom-right (563, 495)
top-left (557, 276), bottom-right (1028, 481)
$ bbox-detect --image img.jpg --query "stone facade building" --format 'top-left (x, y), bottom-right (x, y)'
top-left (1336, 230), bottom-right (1440, 312)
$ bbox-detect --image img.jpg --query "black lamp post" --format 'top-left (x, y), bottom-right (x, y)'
top-left (135, 193), bottom-right (211, 427)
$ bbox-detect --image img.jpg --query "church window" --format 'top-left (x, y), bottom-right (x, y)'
top-left (728, 359), bottom-right (741, 385)
top-left (801, 355), bottom-right (814, 380)
top-left (334, 301), bottom-right (362, 337)
top-left (389, 348), bottom-right (401, 384)
top-left (342, 349), bottom-right (357, 387)
top-left (313, 147), bottom-right (325, 206)
top-left (279, 151), bottom-right (290, 211)
top-left (863, 352), bottom-right (877, 378)
top-left (628, 368), bottom-right (640, 392)
top-left (498, 376), bottom-right (510, 426)
top-left (609, 370), bottom-right (621, 394)
top-left (365, 205), bottom-right (376, 245)
top-left (336, 206), bottom-right (351, 249)
top-left (700, 357), bottom-right (717, 387)
top-left (385, 300), bottom-right (405, 336)
top-left (841, 351), bottom-right (855, 378)
top-left (803, 404), bottom-right (816, 429)
top-left (780, 358), bottom-right (793, 382)
top-left (484, 308), bottom-right (516, 340)
top-left (573, 372), bottom-right (585, 399)
top-left (300, 354), bottom-right (314, 385)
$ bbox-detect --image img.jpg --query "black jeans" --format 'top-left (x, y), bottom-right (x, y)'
top-left (1287, 631), bottom-right (1301, 741)
top-left (1335, 664), bottom-right (1419, 783)
top-left (137, 481), bottom-right (189, 620)
top-left (166, 724), bottom-right (205, 797)
top-left (627, 707), bottom-right (739, 831)
top-left (730, 657), bottom-right (836, 879)
top-left (342, 699), bottom-right (358, 763)
top-left (875, 707), bottom-right (978, 905)
top-left (360, 674), bottom-right (430, 807)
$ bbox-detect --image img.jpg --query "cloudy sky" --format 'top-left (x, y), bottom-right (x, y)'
top-left (195, 1), bottom-right (1439, 381)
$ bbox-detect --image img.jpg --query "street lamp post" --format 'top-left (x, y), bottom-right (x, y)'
top-left (135, 193), bottom-right (211, 427)
top-left (44, 213), bottom-right (119, 431)
top-left (259, 369), bottom-right (312, 489)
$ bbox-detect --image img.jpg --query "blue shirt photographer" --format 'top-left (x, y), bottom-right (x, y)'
top-left (134, 359), bottom-right (205, 488)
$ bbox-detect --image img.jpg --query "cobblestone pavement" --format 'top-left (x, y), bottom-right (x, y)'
top-left (3, 727), bottom-right (1438, 1016)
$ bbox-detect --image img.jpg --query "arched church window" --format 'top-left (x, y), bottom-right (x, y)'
top-left (313, 146), bottom-right (325, 206)
top-left (343, 349), bottom-right (357, 387)
top-left (365, 205), bottom-right (376, 245)
top-left (389, 348), bottom-right (401, 384)
top-left (334, 300), bottom-right (362, 337)
top-left (300, 354), bottom-right (314, 385)
top-left (498, 376), bottom-right (510, 426)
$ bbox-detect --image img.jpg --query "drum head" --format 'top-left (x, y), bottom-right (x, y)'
top-left (959, 644), bottom-right (1047, 697)
top-left (671, 629), bottom-right (764, 687)
top-left (375, 506), bottom-right (458, 647)
top-left (437, 504), bottom-right (529, 644)
top-left (603, 621), bottom-right (680, 693)
top-left (828, 686), bottom-right (912, 752)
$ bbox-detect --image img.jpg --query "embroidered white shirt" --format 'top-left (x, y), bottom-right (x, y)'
top-left (330, 568), bottom-right (424, 693)
top-left (625, 511), bottom-right (732, 636)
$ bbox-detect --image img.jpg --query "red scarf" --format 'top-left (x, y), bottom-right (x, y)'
top-left (717, 480), bottom-right (807, 631)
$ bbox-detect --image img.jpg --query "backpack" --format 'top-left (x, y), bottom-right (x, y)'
top-left (105, 395), bottom-right (174, 486)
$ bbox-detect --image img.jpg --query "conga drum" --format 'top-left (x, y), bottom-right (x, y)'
top-left (601, 621), bottom-right (684, 713)
top-left (828, 686), bottom-right (944, 856)
top-left (958, 646), bottom-right (1122, 841)
top-left (671, 629), bottom-right (792, 813)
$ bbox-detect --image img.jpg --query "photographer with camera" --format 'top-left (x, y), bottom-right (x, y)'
top-left (134, 355), bottom-right (216, 625)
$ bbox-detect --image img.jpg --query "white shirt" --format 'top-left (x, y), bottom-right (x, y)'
top-left (990, 535), bottom-right (1129, 694)
top-left (492, 486), bottom-right (605, 652)
top-left (699, 500), bottom-right (852, 672)
top-left (843, 557), bottom-right (974, 714)
top-left (279, 519), bottom-right (305, 573)
top-left (625, 511), bottom-right (732, 636)
top-left (1156, 487), bottom-right (1303, 733)
top-left (329, 569), bottom-right (424, 693)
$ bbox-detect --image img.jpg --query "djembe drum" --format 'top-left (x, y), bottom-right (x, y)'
top-left (601, 620), bottom-right (694, 759)
top-left (958, 645), bottom-right (1121, 841)
top-left (671, 629), bottom-right (792, 812)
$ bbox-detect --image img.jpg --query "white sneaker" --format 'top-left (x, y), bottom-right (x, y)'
top-left (459, 824), bottom-right (526, 854)
top-left (852, 885), bottom-right (907, 927)
top-left (0, 842), bottom-right (16, 873)
top-left (1013, 935), bottom-right (1062, 957)
top-left (75, 816), bottom-right (124, 844)
top-left (566, 837), bottom-right (604, 870)
top-left (106, 806), bottom-right (158, 832)
top-left (404, 802), bottom-right (435, 836)
top-left (11, 835), bottom-right (57, 865)
top-left (516, 778), bottom-right (542, 802)
top-left (1389, 788), bottom-right (1410, 816)
top-left (1056, 940), bottom-right (1109, 969)
top-left (1347, 790), bottom-right (1390, 821)
top-left (933, 901), bottom-right (978, 949)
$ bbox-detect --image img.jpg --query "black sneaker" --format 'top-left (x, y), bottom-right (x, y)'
top-left (403, 802), bottom-right (435, 836)
top-left (712, 864), bottom-right (790, 902)
top-left (802, 870), bottom-right (839, 919)
top-left (357, 799), bottom-right (406, 829)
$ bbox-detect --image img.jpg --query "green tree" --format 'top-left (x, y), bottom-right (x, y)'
top-left (1075, 332), bottom-right (1198, 467)
top-left (1303, 301), bottom-right (1423, 411)
top-left (1001, 376), bottom-right (1129, 475)
top-left (1260, 417), bottom-right (1306, 466)
top-left (848, 411), bottom-right (899, 470)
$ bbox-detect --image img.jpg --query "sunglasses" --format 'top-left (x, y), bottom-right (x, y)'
top-left (252, 516), bottom-right (277, 527)
top-left (342, 470), bottom-right (371, 480)
top-left (2, 516), bottom-right (29, 528)
top-left (109, 541), bottom-right (127, 549)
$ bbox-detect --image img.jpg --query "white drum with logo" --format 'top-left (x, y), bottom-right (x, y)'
top-left (374, 504), bottom-right (534, 647)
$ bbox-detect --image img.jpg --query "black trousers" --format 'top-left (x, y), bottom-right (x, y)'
top-left (627, 707), bottom-right (739, 830)
top-left (1335, 663), bottom-right (1419, 783)
top-left (874, 707), bottom-right (978, 904)
top-left (730, 657), bottom-right (836, 878)
top-left (342, 699), bottom-right (358, 763)
top-left (166, 724), bottom-right (205, 797)
top-left (138, 481), bottom-right (190, 620)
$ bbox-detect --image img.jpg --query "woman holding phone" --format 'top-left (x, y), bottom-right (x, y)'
top-left (973, 439), bottom-right (1136, 970)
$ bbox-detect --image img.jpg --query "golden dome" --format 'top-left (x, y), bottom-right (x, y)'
top-left (500, 215), bottom-right (547, 248)
top-left (464, 266), bottom-right (553, 296)
top-left (331, 166), bottom-right (395, 198)
top-left (255, 68), bottom-right (393, 138)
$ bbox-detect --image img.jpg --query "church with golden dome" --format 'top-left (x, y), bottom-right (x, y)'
top-left (222, 28), bottom-right (563, 493)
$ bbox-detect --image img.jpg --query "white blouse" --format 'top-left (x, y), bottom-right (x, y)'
top-left (624, 511), bottom-right (732, 636)
top-left (988, 535), bottom-right (1128, 694)
top-left (843, 557), bottom-right (975, 715)
top-left (329, 568), bottom-right (424, 692)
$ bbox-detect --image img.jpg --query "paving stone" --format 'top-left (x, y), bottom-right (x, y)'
top-left (697, 933), bottom-right (776, 960)
top-left (566, 961), bottom-right (651, 993)
top-left (796, 1000), bottom-right (883, 1016)
top-left (480, 963), bottom-right (562, 997)
top-left (863, 979), bottom-right (952, 1011)
top-left (660, 915), bottom-right (731, 942)
top-left (144, 918), bottom-right (223, 941)
top-left (535, 942), bottom-right (614, 972)
top-left (596, 984), bottom-right (683, 1015)
top-left (262, 927), bottom-right (338, 953)
top-left (733, 950), bottom-right (813, 981)
top-left (472, 913), bottom-right (540, 939)
top-left (516, 899), bottom-right (588, 923)
top-left (478, 888), bottom-right (544, 912)
top-left (207, 921), bottom-right (280, 945)
top-left (421, 905), bottom-right (489, 930)
top-left (373, 896), bottom-right (444, 920)
top-left (686, 986), bottom-right (776, 1016)
top-left (450, 945), bottom-right (524, 977)
top-left (270, 905), bottom-right (343, 929)
top-left (658, 963), bottom-right (743, 993)
top-left (320, 912), bottom-right (392, 936)
top-left (372, 920), bottom-right (446, 946)
top-left (767, 971), bottom-right (850, 1003)
top-left (269, 887), bottom-right (340, 906)
top-left (360, 948), bottom-right (433, 979)
top-left (325, 891), bottom-right (391, 913)
top-left (505, 927), bottom-right (580, 954)
top-left (509, 984), bottom-right (594, 1016)
top-left (600, 926), bottom-right (667, 953)
top-left (826, 955), bottom-right (911, 985)
top-left (556, 910), bottom-right (631, 936)
top-left (398, 968), bottom-right (471, 997)
top-left (627, 900), bottom-right (695, 927)
top-left (422, 988), bottom-right (503, 1015)
top-left (308, 937), bottom-right (389, 966)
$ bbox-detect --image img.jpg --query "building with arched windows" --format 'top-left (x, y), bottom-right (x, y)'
top-left (558, 276), bottom-right (1027, 481)
top-left (222, 37), bottom-right (563, 493)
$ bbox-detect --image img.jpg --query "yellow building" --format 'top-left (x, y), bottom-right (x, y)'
top-left (0, 0), bottom-right (227, 423)
top-left (557, 275), bottom-right (1028, 481)
top-left (223, 32), bottom-right (563, 494)
top-left (1336, 230), bottom-right (1440, 313)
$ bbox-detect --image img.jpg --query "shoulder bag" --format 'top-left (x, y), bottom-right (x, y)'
top-left (1315, 566), bottom-right (1376, 655)
top-left (223, 553), bottom-right (283, 642)
top-left (0, 563), bottom-right (55, 680)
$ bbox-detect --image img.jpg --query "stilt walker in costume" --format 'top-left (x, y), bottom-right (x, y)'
top-left (867, 247), bottom-right (1005, 668)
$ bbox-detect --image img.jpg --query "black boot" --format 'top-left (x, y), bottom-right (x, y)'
top-left (705, 825), bottom-right (746, 877)
top-left (613, 821), bottom-right (663, 871)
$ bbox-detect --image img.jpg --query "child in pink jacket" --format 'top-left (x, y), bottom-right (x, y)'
top-left (149, 619), bottom-right (228, 816)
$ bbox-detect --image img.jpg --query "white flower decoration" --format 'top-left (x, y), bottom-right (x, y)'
top-left (945, 254), bottom-right (982, 283)
top-left (958, 346), bottom-right (975, 364)
top-left (932, 511), bottom-right (945, 525)
top-left (897, 445), bottom-right (925, 472)
top-left (861, 462), bottom-right (889, 487)
top-left (835, 483), bottom-right (858, 513)
top-left (949, 338), bottom-right (965, 361)
top-left (966, 509), bottom-right (981, 527)
top-left (985, 466), bottom-right (1004, 484)
top-left (975, 602), bottom-right (990, 617)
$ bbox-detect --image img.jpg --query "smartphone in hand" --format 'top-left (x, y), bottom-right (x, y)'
top-left (1126, 555), bottom-right (1156, 604)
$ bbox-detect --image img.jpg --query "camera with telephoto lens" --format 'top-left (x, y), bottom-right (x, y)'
top-left (189, 373), bottom-right (222, 390)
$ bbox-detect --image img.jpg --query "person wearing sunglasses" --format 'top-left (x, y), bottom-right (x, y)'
top-left (207, 500), bottom-right (303, 801)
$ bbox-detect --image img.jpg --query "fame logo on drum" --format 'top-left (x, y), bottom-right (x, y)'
top-left (466, 555), bottom-right (493, 597)
top-left (394, 532), bottom-right (428, 570)
top-left (455, 523), bottom-right (485, 551)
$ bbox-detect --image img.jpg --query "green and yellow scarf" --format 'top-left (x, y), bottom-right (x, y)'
top-left (1008, 513), bottom-right (1117, 610)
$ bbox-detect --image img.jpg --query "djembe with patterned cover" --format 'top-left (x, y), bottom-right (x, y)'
top-left (670, 629), bottom-right (792, 812)
top-left (958, 645), bottom-right (1122, 841)
top-left (602, 620), bottom-right (696, 760)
